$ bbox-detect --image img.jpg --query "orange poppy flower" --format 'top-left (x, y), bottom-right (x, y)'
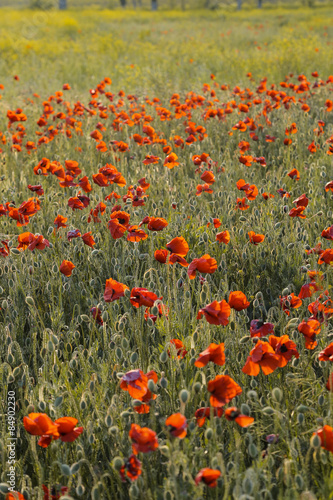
top-left (54, 214), bottom-right (67, 229)
top-left (120, 454), bottom-right (142, 482)
top-left (288, 168), bottom-right (300, 180)
top-left (129, 424), bottom-right (158, 454)
top-left (104, 278), bottom-right (129, 302)
top-left (322, 225), bottom-right (333, 240)
top-left (228, 291), bottom-right (250, 311)
top-left (280, 293), bottom-right (302, 315)
top-left (188, 254), bottom-right (217, 279)
top-left (318, 249), bottom-right (333, 265)
top-left (318, 343), bottom-right (333, 362)
top-left (60, 260), bottom-right (75, 277)
top-left (147, 217), bottom-right (168, 231)
top-left (269, 334), bottom-right (299, 367)
top-left (154, 249), bottom-right (168, 263)
top-left (289, 206), bottom-right (306, 219)
top-left (194, 343), bottom-right (225, 367)
top-left (200, 170), bottom-right (215, 185)
top-left (325, 181), bottom-right (333, 192)
top-left (208, 374), bottom-right (242, 407)
top-left (164, 152), bottom-right (179, 169)
top-left (216, 230), bottom-right (230, 244)
top-left (194, 407), bottom-right (223, 427)
top-left (82, 232), bottom-right (95, 248)
top-left (54, 417), bottom-right (83, 443)
top-left (235, 197), bottom-right (249, 210)
top-left (127, 225), bottom-right (148, 242)
top-left (166, 236), bottom-right (189, 257)
top-left (168, 339), bottom-right (187, 359)
top-left (23, 413), bottom-right (58, 438)
top-left (195, 468), bottom-right (221, 488)
top-left (313, 426), bottom-right (333, 453)
top-left (250, 320), bottom-right (274, 338)
top-left (242, 340), bottom-right (281, 376)
top-left (298, 282), bottom-right (320, 299)
top-left (78, 176), bottom-right (92, 193)
top-left (165, 413), bottom-right (187, 439)
top-left (130, 287), bottom-right (159, 308)
top-left (6, 493), bottom-right (25, 500)
top-left (0, 240), bottom-right (9, 258)
top-left (120, 370), bottom-right (149, 399)
top-left (68, 197), bottom-right (85, 211)
top-left (298, 319), bottom-right (321, 349)
top-left (168, 253), bottom-right (189, 267)
top-left (197, 300), bottom-right (230, 326)
top-left (293, 193), bottom-right (308, 208)
top-left (248, 231), bottom-right (265, 245)
top-left (308, 141), bottom-right (317, 153)
top-left (224, 407), bottom-right (254, 427)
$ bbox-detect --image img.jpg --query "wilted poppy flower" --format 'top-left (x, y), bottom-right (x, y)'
top-left (298, 319), bottom-right (321, 349)
top-left (188, 254), bottom-right (217, 279)
top-left (165, 413), bottom-right (187, 439)
top-left (195, 468), bottom-right (221, 487)
top-left (280, 293), bottom-right (302, 315)
top-left (250, 320), bottom-right (274, 338)
top-left (298, 281), bottom-right (320, 299)
top-left (130, 288), bottom-right (159, 308)
top-left (28, 184), bottom-right (44, 195)
top-left (90, 307), bottom-right (103, 326)
top-left (194, 343), bottom-right (225, 367)
top-left (313, 426), bottom-right (333, 453)
top-left (168, 339), bottom-right (187, 359)
top-left (194, 407), bottom-right (223, 427)
top-left (248, 231), bottom-right (265, 245)
top-left (54, 214), bottom-right (67, 229)
top-left (197, 300), bottom-right (230, 326)
top-left (60, 260), bottom-right (75, 277)
top-left (104, 278), bottom-right (129, 302)
top-left (166, 236), bottom-right (189, 257)
top-left (67, 229), bottom-right (81, 242)
top-left (68, 197), bottom-right (85, 211)
top-left (269, 334), bottom-right (299, 367)
top-left (289, 206), bottom-right (306, 219)
top-left (81, 232), bottom-right (95, 248)
top-left (0, 240), bottom-right (9, 258)
top-left (208, 374), bottom-right (242, 407)
top-left (120, 370), bottom-right (149, 399)
top-left (224, 407), bottom-right (254, 427)
top-left (228, 291), bottom-right (250, 311)
top-left (242, 340), bottom-right (281, 376)
top-left (143, 155), bottom-right (160, 165)
top-left (54, 417), bottom-right (83, 443)
top-left (129, 424), bottom-right (158, 454)
top-left (216, 230), bottom-right (230, 244)
top-left (120, 455), bottom-right (142, 482)
top-left (277, 188), bottom-right (291, 198)
top-left (318, 343), bottom-right (333, 362)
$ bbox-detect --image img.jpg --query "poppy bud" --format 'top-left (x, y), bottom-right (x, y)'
top-left (148, 379), bottom-right (156, 392)
top-left (318, 395), bottom-right (324, 406)
top-left (160, 351), bottom-right (168, 363)
top-left (80, 399), bottom-right (86, 410)
top-left (102, 311), bottom-right (108, 322)
top-left (130, 352), bottom-right (138, 363)
top-left (205, 428), bottom-right (214, 440)
top-left (105, 415), bottom-right (113, 427)
top-left (297, 413), bottom-right (304, 424)
top-left (160, 377), bottom-right (168, 389)
top-left (193, 382), bottom-right (202, 393)
top-left (7, 374), bottom-right (15, 384)
top-left (124, 288), bottom-right (131, 298)
top-left (26, 296), bottom-right (35, 306)
top-left (310, 434), bottom-right (321, 449)
top-left (164, 491), bottom-right (173, 500)
top-left (262, 406), bottom-right (275, 415)
top-left (116, 347), bottom-right (123, 360)
top-left (129, 484), bottom-right (139, 499)
top-left (76, 484), bottom-right (85, 496)
top-left (159, 445), bottom-right (170, 457)
top-left (240, 403), bottom-right (250, 416)
top-left (272, 388), bottom-right (283, 403)
top-left (248, 443), bottom-right (258, 458)
top-left (179, 389), bottom-right (189, 404)
top-left (243, 477), bottom-right (253, 495)
top-left (2, 300), bottom-right (8, 309)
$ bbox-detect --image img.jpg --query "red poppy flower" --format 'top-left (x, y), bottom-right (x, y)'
top-left (313, 426), bottom-right (333, 453)
top-left (194, 407), bottom-right (223, 427)
top-left (280, 293), bottom-right (302, 315)
top-left (54, 417), bottom-right (83, 443)
top-left (147, 217), bottom-right (168, 231)
top-left (216, 230), bottom-right (230, 244)
top-left (67, 229), bottom-right (81, 242)
top-left (130, 288), bottom-right (159, 308)
top-left (129, 424), bottom-right (158, 454)
top-left (250, 320), bottom-right (274, 338)
top-left (0, 240), bottom-right (9, 257)
top-left (318, 343), bottom-right (333, 362)
top-left (68, 197), bottom-right (85, 211)
top-left (242, 340), bottom-right (281, 376)
top-left (194, 343), bottom-right (225, 367)
top-left (60, 260), bottom-right (75, 277)
top-left (6, 493), bottom-right (25, 500)
top-left (228, 291), bottom-right (250, 311)
top-left (154, 249), bottom-right (168, 263)
top-left (269, 334), bottom-right (299, 367)
top-left (292, 193), bottom-right (308, 208)
top-left (298, 319), bottom-right (321, 349)
top-left (288, 169), bottom-right (300, 180)
top-left (120, 370), bottom-right (149, 399)
top-left (289, 206), bottom-right (306, 219)
top-left (120, 455), bottom-right (142, 482)
top-left (188, 254), bottom-right (217, 279)
top-left (104, 278), bottom-right (129, 302)
top-left (298, 282), bottom-right (320, 299)
top-left (196, 183), bottom-right (214, 196)
top-left (166, 236), bottom-right (189, 257)
top-left (248, 231), bottom-right (265, 245)
top-left (28, 184), bottom-right (44, 196)
top-left (168, 339), bottom-right (187, 359)
top-left (127, 225), bottom-right (148, 242)
top-left (208, 374), bottom-right (242, 407)
top-left (318, 249), bottom-right (333, 265)
top-left (195, 468), bottom-right (221, 487)
top-left (54, 214), bottom-right (68, 229)
top-left (235, 197), bottom-right (250, 210)
top-left (164, 152), bottom-right (179, 169)
top-left (165, 413), bottom-right (187, 439)
top-left (224, 407), bottom-right (254, 427)
top-left (90, 307), bottom-right (103, 326)
top-left (168, 253), bottom-right (189, 267)
top-left (197, 300), bottom-right (231, 326)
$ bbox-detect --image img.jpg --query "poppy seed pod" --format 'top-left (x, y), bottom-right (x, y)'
top-left (179, 389), bottom-right (189, 404)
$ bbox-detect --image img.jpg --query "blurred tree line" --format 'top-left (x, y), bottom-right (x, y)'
top-left (16, 0), bottom-right (328, 11)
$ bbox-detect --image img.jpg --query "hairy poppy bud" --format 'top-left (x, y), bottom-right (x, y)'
top-left (272, 387), bottom-right (283, 402)
top-left (179, 389), bottom-right (189, 404)
top-left (160, 377), bottom-right (168, 389)
top-left (26, 296), bottom-right (35, 306)
top-left (160, 351), bottom-right (168, 363)
top-left (310, 434), bottom-right (321, 449)
top-left (205, 428), bottom-right (214, 440)
top-left (193, 382), bottom-right (201, 393)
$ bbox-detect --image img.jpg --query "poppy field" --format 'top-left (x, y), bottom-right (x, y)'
top-left (1, 5), bottom-right (333, 500)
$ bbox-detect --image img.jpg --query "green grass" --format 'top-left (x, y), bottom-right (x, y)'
top-left (1, 6), bottom-right (333, 500)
